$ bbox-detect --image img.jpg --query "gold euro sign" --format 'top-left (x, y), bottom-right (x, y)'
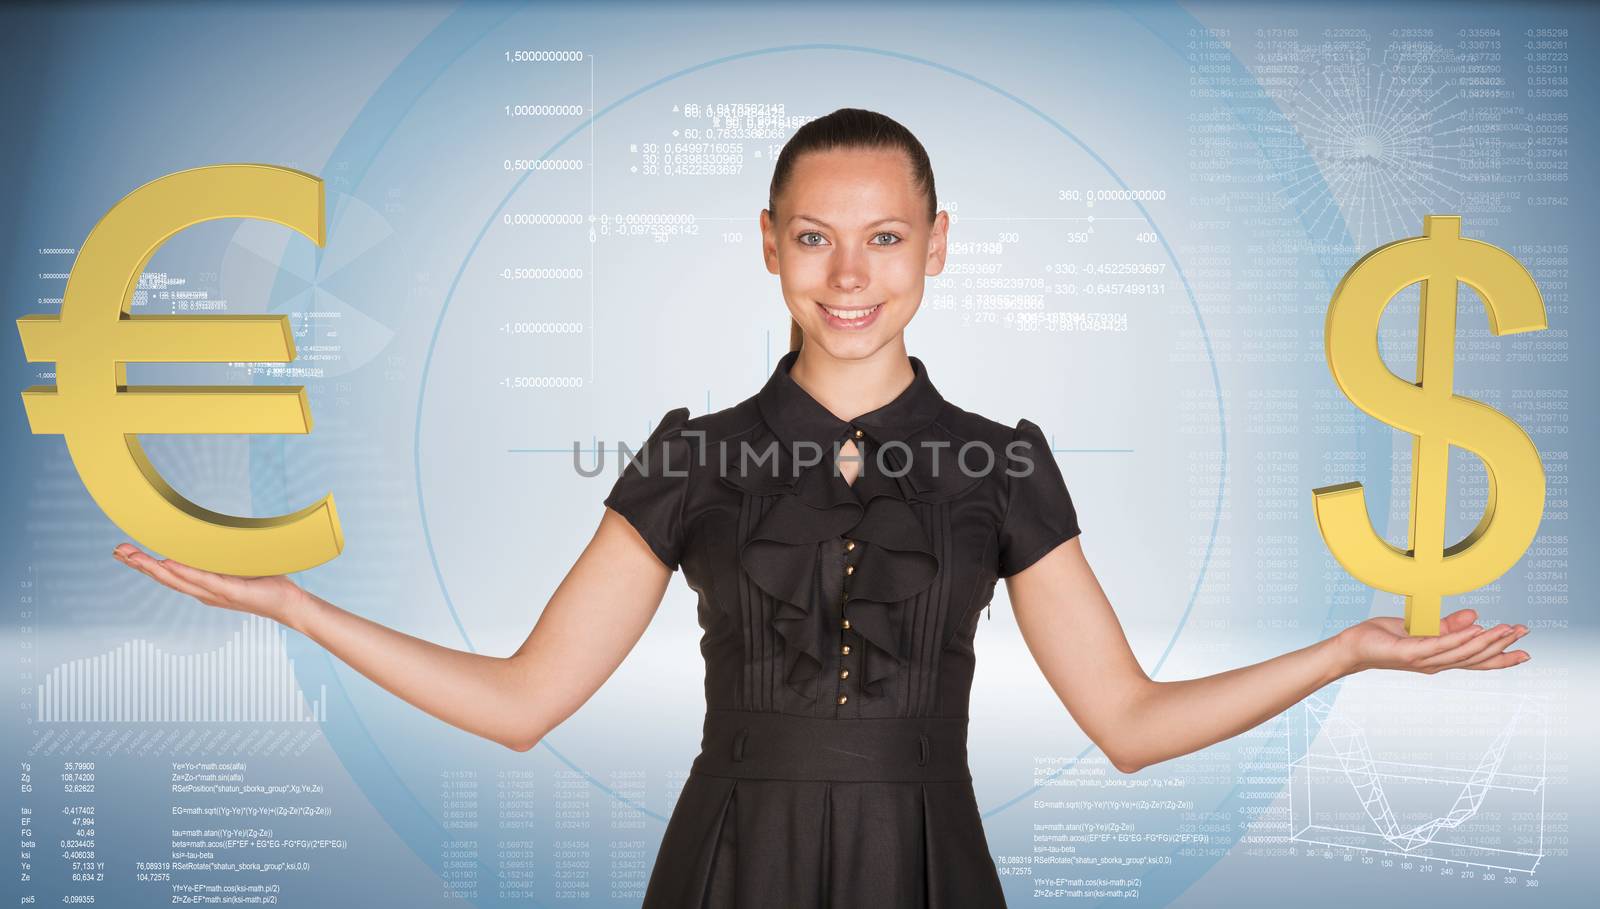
top-left (16, 164), bottom-right (343, 575)
top-left (1312, 215), bottom-right (1546, 637)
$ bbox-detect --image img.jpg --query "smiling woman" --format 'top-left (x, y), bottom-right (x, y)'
top-left (770, 108), bottom-right (941, 358)
top-left (112, 106), bottom-right (1532, 909)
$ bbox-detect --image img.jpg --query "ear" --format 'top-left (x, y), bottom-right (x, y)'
top-left (759, 208), bottom-right (780, 274)
top-left (925, 209), bottom-right (950, 276)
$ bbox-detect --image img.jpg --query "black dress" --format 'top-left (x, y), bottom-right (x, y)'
top-left (603, 348), bottom-right (1082, 908)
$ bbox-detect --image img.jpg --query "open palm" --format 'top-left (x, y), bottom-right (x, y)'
top-left (1340, 608), bottom-right (1529, 674)
top-left (113, 542), bottom-right (308, 626)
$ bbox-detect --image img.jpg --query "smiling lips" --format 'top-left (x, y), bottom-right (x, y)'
top-left (816, 300), bottom-right (884, 329)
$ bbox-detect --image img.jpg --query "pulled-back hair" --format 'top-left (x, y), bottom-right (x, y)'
top-left (767, 108), bottom-right (937, 352)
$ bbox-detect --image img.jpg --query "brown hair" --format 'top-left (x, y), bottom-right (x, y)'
top-left (768, 108), bottom-right (938, 352)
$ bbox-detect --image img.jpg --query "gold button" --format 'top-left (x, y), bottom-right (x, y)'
top-left (841, 644), bottom-right (851, 655)
top-left (853, 428), bottom-right (864, 439)
top-left (841, 617), bottom-right (851, 630)
top-left (845, 540), bottom-right (856, 551)
top-left (845, 565), bottom-right (855, 575)
top-left (840, 668), bottom-right (849, 680)
top-left (838, 694), bottom-right (848, 705)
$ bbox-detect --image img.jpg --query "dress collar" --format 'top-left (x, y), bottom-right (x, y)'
top-left (755, 347), bottom-right (946, 451)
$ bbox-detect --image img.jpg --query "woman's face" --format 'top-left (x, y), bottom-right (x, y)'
top-left (762, 146), bottom-right (949, 361)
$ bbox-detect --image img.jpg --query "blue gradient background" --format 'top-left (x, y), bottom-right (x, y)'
top-left (3, 1), bottom-right (1594, 906)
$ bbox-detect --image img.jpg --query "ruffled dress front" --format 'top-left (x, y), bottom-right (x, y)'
top-left (603, 349), bottom-right (1082, 908)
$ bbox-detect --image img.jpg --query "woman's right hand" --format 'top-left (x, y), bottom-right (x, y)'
top-left (110, 511), bottom-right (677, 752)
top-left (113, 542), bottom-right (311, 629)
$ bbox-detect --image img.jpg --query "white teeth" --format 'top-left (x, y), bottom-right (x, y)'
top-left (823, 302), bottom-right (881, 320)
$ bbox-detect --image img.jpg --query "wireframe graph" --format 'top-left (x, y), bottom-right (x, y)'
top-left (1286, 681), bottom-right (1546, 873)
top-left (1267, 52), bottom-right (1468, 250)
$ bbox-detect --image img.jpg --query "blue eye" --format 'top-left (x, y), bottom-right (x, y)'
top-left (795, 231), bottom-right (902, 247)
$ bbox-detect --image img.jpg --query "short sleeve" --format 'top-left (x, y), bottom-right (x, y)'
top-left (997, 417), bottom-right (1082, 577)
top-left (603, 406), bottom-right (693, 571)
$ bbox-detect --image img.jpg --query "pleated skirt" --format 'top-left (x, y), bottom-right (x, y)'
top-left (641, 709), bottom-right (1009, 908)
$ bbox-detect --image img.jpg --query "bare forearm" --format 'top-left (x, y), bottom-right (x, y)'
top-left (1114, 634), bottom-right (1354, 772)
top-left (289, 592), bottom-right (535, 751)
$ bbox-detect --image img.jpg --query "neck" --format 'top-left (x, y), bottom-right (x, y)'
top-left (787, 341), bottom-right (916, 423)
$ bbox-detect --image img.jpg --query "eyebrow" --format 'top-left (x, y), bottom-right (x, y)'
top-left (788, 214), bottom-right (910, 229)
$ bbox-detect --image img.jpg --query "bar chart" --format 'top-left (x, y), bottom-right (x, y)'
top-left (34, 614), bottom-right (327, 723)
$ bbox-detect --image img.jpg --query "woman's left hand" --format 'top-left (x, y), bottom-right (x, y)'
top-left (1337, 608), bottom-right (1530, 675)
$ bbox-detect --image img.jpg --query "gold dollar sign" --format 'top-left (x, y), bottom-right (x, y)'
top-left (1312, 215), bottom-right (1547, 636)
top-left (15, 164), bottom-right (343, 575)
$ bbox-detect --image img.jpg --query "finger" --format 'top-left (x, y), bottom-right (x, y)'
top-left (1411, 622), bottom-right (1488, 659)
top-left (162, 560), bottom-right (244, 601)
top-left (1417, 623), bottom-right (1508, 666)
top-left (1452, 627), bottom-right (1528, 669)
top-left (135, 560), bottom-right (217, 604)
top-left (115, 550), bottom-right (162, 580)
top-left (1421, 624), bottom-right (1517, 669)
top-left (1465, 649), bottom-right (1531, 671)
top-left (1440, 608), bottom-right (1478, 634)
top-left (124, 552), bottom-right (220, 605)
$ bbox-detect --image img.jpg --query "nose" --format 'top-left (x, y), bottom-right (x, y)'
top-left (827, 247), bottom-right (870, 292)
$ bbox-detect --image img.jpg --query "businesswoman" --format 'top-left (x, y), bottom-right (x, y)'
top-left (114, 108), bottom-right (1531, 908)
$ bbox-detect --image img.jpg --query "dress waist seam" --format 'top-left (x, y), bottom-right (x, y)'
top-left (690, 709), bottom-right (972, 782)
